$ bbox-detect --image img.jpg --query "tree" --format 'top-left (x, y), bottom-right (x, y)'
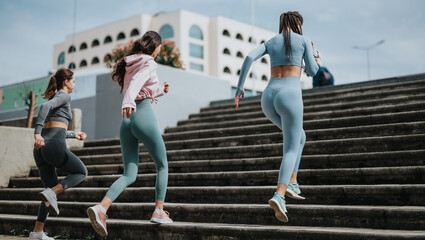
top-left (106, 40), bottom-right (185, 70)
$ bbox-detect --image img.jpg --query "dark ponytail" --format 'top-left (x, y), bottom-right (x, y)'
top-left (112, 31), bottom-right (162, 93)
top-left (43, 68), bottom-right (74, 99)
top-left (279, 11), bottom-right (304, 64)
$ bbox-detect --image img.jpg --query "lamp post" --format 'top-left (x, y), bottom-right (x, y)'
top-left (352, 39), bottom-right (385, 80)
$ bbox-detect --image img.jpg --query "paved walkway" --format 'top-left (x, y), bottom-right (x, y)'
top-left (0, 235), bottom-right (27, 240)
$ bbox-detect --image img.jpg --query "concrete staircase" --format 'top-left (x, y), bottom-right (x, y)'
top-left (1, 74), bottom-right (425, 239)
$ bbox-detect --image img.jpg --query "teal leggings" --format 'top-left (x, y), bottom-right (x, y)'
top-left (261, 76), bottom-right (306, 186)
top-left (105, 99), bottom-right (168, 201)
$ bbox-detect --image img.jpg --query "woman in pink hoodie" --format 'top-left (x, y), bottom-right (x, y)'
top-left (87, 31), bottom-right (172, 237)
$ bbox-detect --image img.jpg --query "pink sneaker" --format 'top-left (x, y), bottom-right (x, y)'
top-left (150, 210), bottom-right (173, 224)
top-left (87, 205), bottom-right (108, 236)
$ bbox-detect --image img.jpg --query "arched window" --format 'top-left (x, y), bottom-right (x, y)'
top-left (80, 42), bottom-right (88, 50)
top-left (68, 45), bottom-right (76, 53)
top-left (236, 51), bottom-right (244, 58)
top-left (104, 36), bottom-right (112, 44)
top-left (236, 33), bottom-right (243, 40)
top-left (189, 25), bottom-right (203, 40)
top-left (223, 67), bottom-right (231, 74)
top-left (68, 63), bottom-right (76, 70)
top-left (223, 48), bottom-right (231, 55)
top-left (117, 32), bottom-right (126, 40)
top-left (130, 28), bottom-right (140, 37)
top-left (222, 29), bottom-right (230, 37)
top-left (57, 51), bottom-right (65, 65)
top-left (249, 72), bottom-right (256, 78)
top-left (92, 39), bottom-right (100, 47)
top-left (79, 60), bottom-right (87, 68)
top-left (159, 24), bottom-right (174, 39)
top-left (237, 69), bottom-right (241, 76)
top-left (91, 57), bottom-right (100, 65)
top-left (261, 40), bottom-right (266, 44)
top-left (262, 75), bottom-right (268, 81)
top-left (261, 58), bottom-right (268, 64)
top-left (104, 53), bottom-right (112, 63)
top-left (248, 36), bottom-right (255, 43)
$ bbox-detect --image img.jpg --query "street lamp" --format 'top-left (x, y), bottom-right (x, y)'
top-left (352, 39), bottom-right (385, 80)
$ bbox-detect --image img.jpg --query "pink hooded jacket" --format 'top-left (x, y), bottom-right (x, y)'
top-left (121, 53), bottom-right (165, 109)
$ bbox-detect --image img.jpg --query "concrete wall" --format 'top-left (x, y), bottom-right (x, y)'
top-left (0, 126), bottom-right (84, 187)
top-left (95, 64), bottom-right (231, 139)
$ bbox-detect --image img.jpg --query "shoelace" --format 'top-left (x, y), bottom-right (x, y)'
top-left (163, 210), bottom-right (171, 217)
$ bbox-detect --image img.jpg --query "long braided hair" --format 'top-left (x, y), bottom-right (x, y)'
top-left (279, 11), bottom-right (304, 63)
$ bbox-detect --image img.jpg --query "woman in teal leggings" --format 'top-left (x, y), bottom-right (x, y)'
top-left (235, 11), bottom-right (319, 222)
top-left (87, 31), bottom-right (172, 237)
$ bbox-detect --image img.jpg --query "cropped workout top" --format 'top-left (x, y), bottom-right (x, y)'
top-left (236, 32), bottom-right (319, 96)
top-left (34, 91), bottom-right (72, 134)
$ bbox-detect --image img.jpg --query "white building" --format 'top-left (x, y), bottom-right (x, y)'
top-left (53, 9), bottom-right (280, 96)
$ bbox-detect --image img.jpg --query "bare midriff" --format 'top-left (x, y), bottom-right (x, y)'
top-left (271, 65), bottom-right (302, 78)
top-left (43, 121), bottom-right (68, 130)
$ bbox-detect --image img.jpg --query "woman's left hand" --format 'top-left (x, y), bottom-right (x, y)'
top-left (163, 82), bottom-right (169, 93)
top-left (75, 132), bottom-right (87, 140)
top-left (234, 90), bottom-right (245, 109)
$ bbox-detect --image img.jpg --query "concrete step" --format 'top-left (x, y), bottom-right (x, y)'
top-left (178, 100), bottom-right (425, 126)
top-left (1, 201), bottom-right (425, 231)
top-left (29, 150), bottom-right (425, 177)
top-left (14, 166), bottom-right (425, 188)
top-left (1, 185), bottom-right (424, 206)
top-left (192, 91), bottom-right (425, 119)
top-left (208, 77), bottom-right (425, 108)
top-left (165, 109), bottom-right (425, 133)
top-left (162, 120), bottom-right (425, 142)
top-left (73, 122), bottom-right (425, 156)
top-left (201, 84), bottom-right (425, 113)
top-left (1, 214), bottom-right (425, 240)
top-left (77, 135), bottom-right (425, 164)
top-left (87, 110), bottom-right (425, 147)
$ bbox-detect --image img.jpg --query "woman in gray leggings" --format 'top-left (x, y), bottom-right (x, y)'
top-left (29, 69), bottom-right (88, 240)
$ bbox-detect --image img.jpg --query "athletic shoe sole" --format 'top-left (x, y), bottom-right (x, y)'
top-left (87, 207), bottom-right (108, 237)
top-left (268, 198), bottom-right (289, 222)
top-left (286, 188), bottom-right (306, 200)
top-left (38, 192), bottom-right (59, 216)
top-left (150, 217), bottom-right (173, 224)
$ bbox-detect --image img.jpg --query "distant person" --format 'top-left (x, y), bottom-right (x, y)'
top-left (312, 58), bottom-right (334, 87)
top-left (87, 31), bottom-right (172, 237)
top-left (29, 69), bottom-right (88, 240)
top-left (234, 11), bottom-right (319, 222)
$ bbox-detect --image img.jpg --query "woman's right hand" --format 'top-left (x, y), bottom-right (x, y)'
top-left (121, 107), bottom-right (136, 119)
top-left (34, 134), bottom-right (45, 150)
top-left (234, 90), bottom-right (245, 109)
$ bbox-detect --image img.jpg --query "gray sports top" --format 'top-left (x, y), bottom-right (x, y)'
top-left (34, 91), bottom-right (72, 134)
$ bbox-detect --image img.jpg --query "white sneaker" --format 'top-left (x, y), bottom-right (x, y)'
top-left (39, 188), bottom-right (59, 216)
top-left (28, 231), bottom-right (54, 240)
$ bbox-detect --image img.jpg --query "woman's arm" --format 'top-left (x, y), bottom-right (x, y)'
top-left (34, 93), bottom-right (71, 134)
top-left (121, 68), bottom-right (151, 109)
top-left (235, 43), bottom-right (268, 97)
top-left (303, 38), bottom-right (319, 77)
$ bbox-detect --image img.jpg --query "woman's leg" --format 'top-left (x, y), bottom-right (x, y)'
top-left (131, 101), bottom-right (168, 205)
top-left (291, 129), bottom-right (306, 183)
top-left (103, 118), bottom-right (140, 207)
top-left (57, 149), bottom-right (88, 190)
top-left (274, 87), bottom-right (304, 195)
top-left (33, 148), bottom-right (59, 231)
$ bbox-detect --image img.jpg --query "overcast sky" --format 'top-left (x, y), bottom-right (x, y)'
top-left (1, 0), bottom-right (424, 87)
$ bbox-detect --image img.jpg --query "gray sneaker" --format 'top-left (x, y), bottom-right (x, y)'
top-left (28, 231), bottom-right (54, 240)
top-left (39, 188), bottom-right (59, 216)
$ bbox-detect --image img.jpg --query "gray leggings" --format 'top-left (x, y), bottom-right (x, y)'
top-left (33, 127), bottom-right (88, 223)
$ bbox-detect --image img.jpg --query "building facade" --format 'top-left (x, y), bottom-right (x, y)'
top-left (53, 10), bottom-right (277, 96)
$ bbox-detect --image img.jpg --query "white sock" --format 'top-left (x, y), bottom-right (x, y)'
top-left (98, 205), bottom-right (107, 214)
top-left (32, 232), bottom-right (43, 236)
top-left (154, 209), bottom-right (164, 214)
